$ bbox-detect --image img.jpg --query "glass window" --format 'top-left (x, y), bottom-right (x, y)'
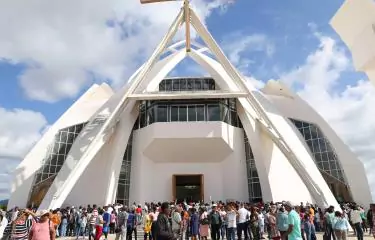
top-left (178, 106), bottom-right (187, 121)
top-left (165, 79), bottom-right (172, 91)
top-left (207, 104), bottom-right (220, 121)
top-left (187, 80), bottom-right (194, 90)
top-left (188, 106), bottom-right (196, 122)
top-left (202, 79), bottom-right (210, 90)
top-left (318, 138), bottom-right (327, 152)
top-left (194, 79), bottom-right (202, 90)
top-left (321, 152), bottom-right (329, 162)
top-left (252, 183), bottom-right (262, 198)
top-left (180, 79), bottom-right (187, 91)
top-left (314, 153), bottom-right (322, 162)
top-left (170, 106), bottom-right (179, 122)
top-left (139, 111), bottom-right (146, 128)
top-left (196, 105), bottom-right (205, 121)
top-left (303, 127), bottom-right (311, 140)
top-left (159, 81), bottom-right (165, 91)
top-left (294, 120), bottom-right (303, 129)
top-left (60, 131), bottom-right (68, 142)
top-left (172, 79), bottom-right (180, 91)
top-left (156, 106), bottom-right (168, 122)
top-left (220, 105), bottom-right (229, 123)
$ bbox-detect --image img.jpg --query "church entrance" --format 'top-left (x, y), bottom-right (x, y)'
top-left (172, 174), bottom-right (204, 202)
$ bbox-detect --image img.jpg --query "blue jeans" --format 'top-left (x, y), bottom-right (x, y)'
top-left (220, 224), bottom-right (227, 240)
top-left (61, 222), bottom-right (68, 237)
top-left (227, 227), bottom-right (236, 240)
top-left (76, 225), bottom-right (86, 239)
top-left (354, 223), bottom-right (363, 240)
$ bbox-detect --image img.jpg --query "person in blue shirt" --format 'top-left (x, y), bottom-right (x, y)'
top-left (303, 215), bottom-right (312, 240)
top-left (102, 207), bottom-right (111, 240)
top-left (333, 211), bottom-right (349, 240)
top-left (127, 210), bottom-right (137, 240)
top-left (283, 202), bottom-right (302, 240)
top-left (276, 207), bottom-right (289, 240)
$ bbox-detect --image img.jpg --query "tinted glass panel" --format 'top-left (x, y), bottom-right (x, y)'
top-left (157, 106), bottom-right (168, 122)
top-left (196, 105), bottom-right (205, 121)
top-left (171, 106), bottom-right (179, 122)
top-left (178, 106), bottom-right (187, 121)
top-left (188, 106), bottom-right (196, 122)
top-left (290, 118), bottom-right (348, 187)
top-left (208, 104), bottom-right (220, 121)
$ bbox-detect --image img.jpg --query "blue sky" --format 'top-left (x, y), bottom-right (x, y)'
top-left (1, 0), bottom-right (375, 201)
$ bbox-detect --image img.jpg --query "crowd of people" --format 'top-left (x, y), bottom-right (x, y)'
top-left (0, 201), bottom-right (375, 240)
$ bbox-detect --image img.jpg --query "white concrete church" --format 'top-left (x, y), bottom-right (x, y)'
top-left (8, 0), bottom-right (373, 210)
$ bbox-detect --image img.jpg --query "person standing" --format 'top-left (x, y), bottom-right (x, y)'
top-left (29, 210), bottom-right (55, 240)
top-left (209, 204), bottom-right (222, 240)
top-left (116, 207), bottom-right (129, 240)
top-left (351, 206), bottom-right (364, 240)
top-left (155, 202), bottom-right (178, 240)
top-left (283, 202), bottom-right (302, 240)
top-left (333, 211), bottom-right (350, 240)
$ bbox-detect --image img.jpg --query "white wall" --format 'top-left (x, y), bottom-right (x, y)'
top-left (8, 84), bottom-right (113, 209)
top-left (236, 101), bottom-right (314, 205)
top-left (129, 122), bottom-right (248, 203)
top-left (263, 85), bottom-right (373, 206)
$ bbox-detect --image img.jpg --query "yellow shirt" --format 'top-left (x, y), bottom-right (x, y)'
top-left (144, 215), bottom-right (152, 233)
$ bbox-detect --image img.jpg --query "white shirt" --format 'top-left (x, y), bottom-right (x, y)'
top-left (258, 212), bottom-right (265, 226)
top-left (171, 211), bottom-right (182, 231)
top-left (350, 210), bottom-right (362, 224)
top-left (238, 208), bottom-right (249, 224)
top-left (107, 207), bottom-right (113, 214)
top-left (227, 210), bottom-right (237, 228)
top-left (0, 216), bottom-right (8, 239)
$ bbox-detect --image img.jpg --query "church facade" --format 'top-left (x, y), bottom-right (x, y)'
top-left (8, 3), bottom-right (373, 210)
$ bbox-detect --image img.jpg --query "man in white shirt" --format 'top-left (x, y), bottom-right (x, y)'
top-left (171, 206), bottom-right (182, 236)
top-left (237, 204), bottom-right (250, 240)
top-left (350, 206), bottom-right (363, 240)
top-left (226, 205), bottom-right (237, 240)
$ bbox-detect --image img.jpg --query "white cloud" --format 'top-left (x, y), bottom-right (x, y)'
top-left (281, 33), bottom-right (375, 199)
top-left (222, 32), bottom-right (275, 73)
top-left (0, 107), bottom-right (48, 199)
top-left (0, 0), bottom-right (231, 103)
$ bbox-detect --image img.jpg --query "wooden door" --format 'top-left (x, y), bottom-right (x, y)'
top-left (200, 174), bottom-right (204, 201)
top-left (172, 175), bottom-right (176, 201)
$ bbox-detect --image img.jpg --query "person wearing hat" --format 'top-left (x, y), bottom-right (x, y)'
top-left (282, 202), bottom-right (302, 240)
top-left (2, 209), bottom-right (36, 240)
top-left (28, 210), bottom-right (55, 240)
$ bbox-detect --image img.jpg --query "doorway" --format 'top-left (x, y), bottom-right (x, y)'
top-left (172, 174), bottom-right (203, 202)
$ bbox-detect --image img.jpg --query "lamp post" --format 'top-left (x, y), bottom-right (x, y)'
top-left (140, 0), bottom-right (191, 52)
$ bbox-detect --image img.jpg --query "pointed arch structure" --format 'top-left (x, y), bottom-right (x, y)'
top-left (9, 2), bottom-right (372, 210)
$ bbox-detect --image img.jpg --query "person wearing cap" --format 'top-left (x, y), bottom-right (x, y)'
top-left (209, 204), bottom-right (222, 240)
top-left (29, 210), bottom-right (55, 240)
top-left (283, 202), bottom-right (302, 240)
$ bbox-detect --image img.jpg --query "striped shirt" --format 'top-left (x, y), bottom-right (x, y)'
top-left (3, 219), bottom-right (33, 240)
top-left (89, 209), bottom-right (98, 225)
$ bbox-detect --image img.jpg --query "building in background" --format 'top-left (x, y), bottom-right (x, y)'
top-left (330, 0), bottom-right (375, 83)
top-left (8, 2), bottom-right (373, 210)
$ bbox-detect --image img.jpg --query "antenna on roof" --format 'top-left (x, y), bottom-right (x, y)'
top-left (140, 0), bottom-right (192, 52)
